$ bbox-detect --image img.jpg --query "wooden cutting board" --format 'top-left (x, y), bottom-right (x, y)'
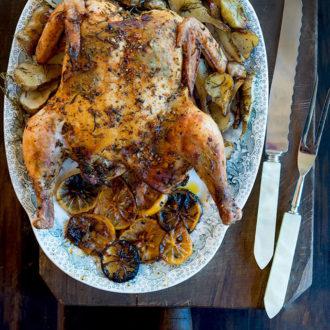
top-left (39, 0), bottom-right (317, 308)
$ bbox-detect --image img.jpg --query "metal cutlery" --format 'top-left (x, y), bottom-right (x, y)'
top-left (264, 80), bottom-right (330, 318)
top-left (254, 0), bottom-right (303, 269)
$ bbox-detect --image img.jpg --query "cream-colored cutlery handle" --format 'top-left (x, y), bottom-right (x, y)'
top-left (254, 160), bottom-right (281, 269)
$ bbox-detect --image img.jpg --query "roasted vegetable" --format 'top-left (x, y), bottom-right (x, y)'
top-left (205, 72), bottom-right (234, 115)
top-left (47, 52), bottom-right (65, 65)
top-left (101, 240), bottom-right (140, 283)
top-left (219, 0), bottom-right (248, 29)
top-left (195, 59), bottom-right (210, 113)
top-left (167, 0), bottom-right (185, 12)
top-left (143, 0), bottom-right (168, 9)
top-left (14, 61), bottom-right (62, 91)
top-left (232, 30), bottom-right (259, 60)
top-left (20, 80), bottom-right (59, 114)
top-left (171, 0), bottom-right (230, 31)
top-left (227, 61), bottom-right (246, 79)
top-left (216, 30), bottom-right (244, 63)
top-left (209, 102), bottom-right (235, 132)
top-left (118, 0), bottom-right (141, 7)
top-left (15, 4), bottom-right (52, 55)
top-left (240, 72), bottom-right (255, 136)
top-left (206, 0), bottom-right (221, 19)
top-left (180, 2), bottom-right (230, 32)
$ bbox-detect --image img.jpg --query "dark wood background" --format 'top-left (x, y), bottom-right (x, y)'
top-left (1, 0), bottom-right (328, 329)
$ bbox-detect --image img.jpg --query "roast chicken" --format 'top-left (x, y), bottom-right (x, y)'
top-left (23, 0), bottom-right (242, 229)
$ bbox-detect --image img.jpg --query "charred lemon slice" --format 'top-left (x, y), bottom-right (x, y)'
top-left (160, 225), bottom-right (193, 265)
top-left (119, 218), bottom-right (165, 263)
top-left (123, 172), bottom-right (168, 216)
top-left (101, 240), bottom-right (140, 283)
top-left (65, 214), bottom-right (116, 255)
top-left (139, 193), bottom-right (168, 217)
top-left (158, 189), bottom-right (202, 233)
top-left (94, 177), bottom-right (137, 230)
top-left (55, 173), bottom-right (100, 214)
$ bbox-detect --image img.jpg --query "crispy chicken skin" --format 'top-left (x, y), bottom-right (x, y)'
top-left (23, 0), bottom-right (242, 229)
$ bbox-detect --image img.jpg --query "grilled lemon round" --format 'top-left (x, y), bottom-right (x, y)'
top-left (160, 225), bottom-right (193, 265)
top-left (55, 173), bottom-right (100, 214)
top-left (101, 240), bottom-right (140, 283)
top-left (65, 213), bottom-right (116, 255)
top-left (158, 189), bottom-right (202, 232)
top-left (94, 177), bottom-right (137, 230)
top-left (119, 218), bottom-right (165, 263)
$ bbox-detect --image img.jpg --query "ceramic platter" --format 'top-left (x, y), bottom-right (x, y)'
top-left (4, 0), bottom-right (268, 293)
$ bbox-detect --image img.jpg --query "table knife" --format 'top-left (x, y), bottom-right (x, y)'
top-left (264, 83), bottom-right (330, 319)
top-left (254, 0), bottom-right (303, 269)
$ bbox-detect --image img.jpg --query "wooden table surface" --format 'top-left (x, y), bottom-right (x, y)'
top-left (39, 0), bottom-right (316, 308)
top-left (1, 0), bottom-right (328, 329)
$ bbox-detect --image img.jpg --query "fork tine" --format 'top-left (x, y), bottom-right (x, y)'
top-left (301, 76), bottom-right (318, 146)
top-left (315, 88), bottom-right (330, 153)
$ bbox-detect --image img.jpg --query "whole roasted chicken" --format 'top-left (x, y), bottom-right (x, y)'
top-left (23, 0), bottom-right (242, 229)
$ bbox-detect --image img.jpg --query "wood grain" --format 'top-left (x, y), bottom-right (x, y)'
top-left (38, 0), bottom-right (317, 308)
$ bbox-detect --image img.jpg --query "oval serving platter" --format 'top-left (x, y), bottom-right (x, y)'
top-left (4, 0), bottom-right (268, 293)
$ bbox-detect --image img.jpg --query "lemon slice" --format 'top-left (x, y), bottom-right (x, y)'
top-left (158, 189), bottom-right (202, 232)
top-left (55, 173), bottom-right (100, 214)
top-left (65, 214), bottom-right (116, 255)
top-left (94, 177), bottom-right (137, 230)
top-left (120, 218), bottom-right (165, 263)
top-left (160, 224), bottom-right (193, 265)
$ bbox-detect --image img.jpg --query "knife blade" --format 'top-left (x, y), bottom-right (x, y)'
top-left (254, 0), bottom-right (303, 269)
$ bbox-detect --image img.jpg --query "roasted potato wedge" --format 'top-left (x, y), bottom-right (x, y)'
top-left (240, 72), bottom-right (256, 136)
top-left (143, 0), bottom-right (168, 9)
top-left (209, 102), bottom-right (235, 132)
top-left (167, 0), bottom-right (186, 12)
top-left (20, 80), bottom-right (59, 114)
top-left (219, 0), bottom-right (248, 29)
top-left (15, 4), bottom-right (52, 55)
top-left (216, 30), bottom-right (244, 63)
top-left (178, 0), bottom-right (230, 31)
top-left (195, 59), bottom-right (210, 113)
top-left (205, 72), bottom-right (233, 115)
top-left (47, 52), bottom-right (65, 65)
top-left (14, 62), bottom-right (62, 91)
top-left (232, 30), bottom-right (259, 60)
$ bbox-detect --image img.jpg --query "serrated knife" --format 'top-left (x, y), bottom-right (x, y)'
top-left (254, 0), bottom-right (303, 269)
